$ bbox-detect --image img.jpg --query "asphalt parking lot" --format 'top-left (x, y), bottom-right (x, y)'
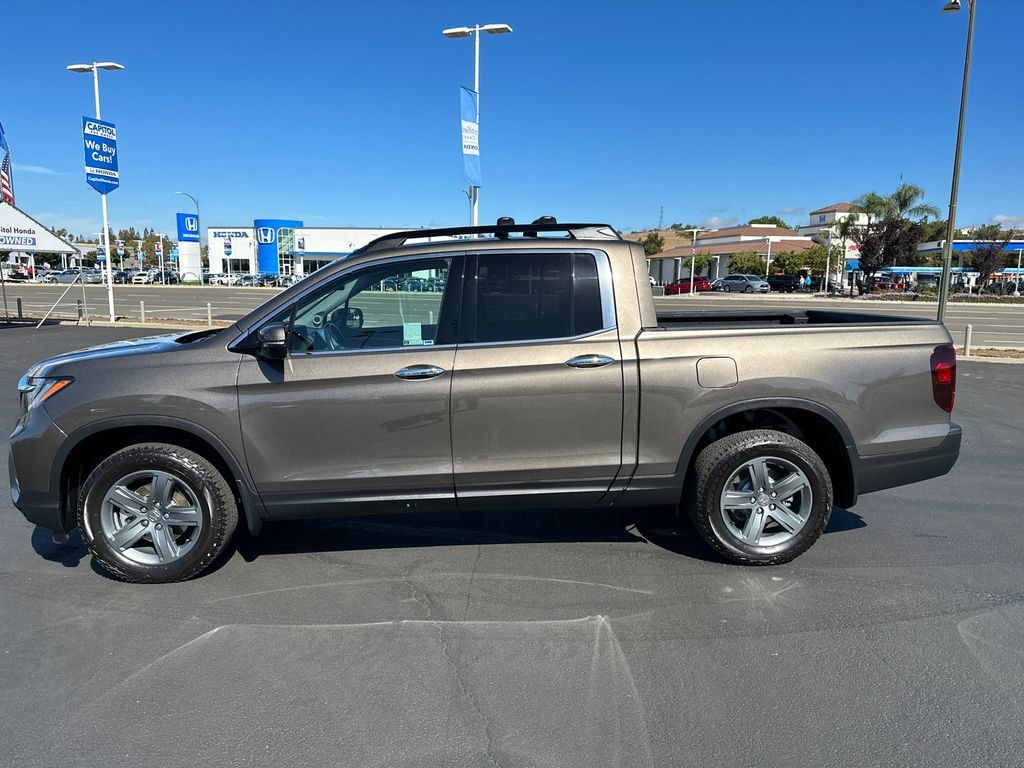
top-left (1, 325), bottom-right (1022, 767)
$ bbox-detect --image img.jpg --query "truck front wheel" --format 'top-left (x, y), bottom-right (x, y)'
top-left (689, 430), bottom-right (833, 565)
top-left (78, 443), bottom-right (239, 583)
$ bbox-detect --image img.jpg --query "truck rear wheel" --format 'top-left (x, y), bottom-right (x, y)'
top-left (689, 429), bottom-right (832, 565)
top-left (78, 443), bottom-right (238, 583)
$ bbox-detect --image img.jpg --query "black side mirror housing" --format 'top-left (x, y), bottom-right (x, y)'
top-left (257, 322), bottom-right (288, 360)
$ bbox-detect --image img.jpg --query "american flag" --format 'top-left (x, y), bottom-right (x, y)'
top-left (0, 120), bottom-right (13, 205)
top-left (0, 153), bottom-right (14, 205)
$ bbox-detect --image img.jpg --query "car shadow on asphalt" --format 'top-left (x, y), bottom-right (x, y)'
top-left (232, 505), bottom-right (866, 565)
top-left (30, 506), bottom-right (866, 577)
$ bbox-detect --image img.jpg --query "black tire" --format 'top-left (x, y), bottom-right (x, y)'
top-left (78, 443), bottom-right (238, 583)
top-left (724, 285), bottom-right (731, 292)
top-left (744, 285), bottom-right (753, 293)
top-left (688, 429), bottom-right (832, 565)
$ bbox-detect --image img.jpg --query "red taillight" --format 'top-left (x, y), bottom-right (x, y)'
top-left (930, 345), bottom-right (956, 413)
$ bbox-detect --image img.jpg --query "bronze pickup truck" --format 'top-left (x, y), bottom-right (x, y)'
top-left (10, 220), bottom-right (961, 582)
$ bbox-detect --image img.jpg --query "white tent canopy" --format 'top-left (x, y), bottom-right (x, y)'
top-left (0, 201), bottom-right (80, 254)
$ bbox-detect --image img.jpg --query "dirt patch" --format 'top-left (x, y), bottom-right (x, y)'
top-left (957, 347), bottom-right (1024, 359)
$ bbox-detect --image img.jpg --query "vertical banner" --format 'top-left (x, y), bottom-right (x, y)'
top-left (82, 117), bottom-right (119, 194)
top-left (460, 86), bottom-right (480, 187)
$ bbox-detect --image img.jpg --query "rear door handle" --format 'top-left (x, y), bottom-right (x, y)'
top-left (565, 354), bottom-right (615, 369)
top-left (394, 365), bottom-right (446, 380)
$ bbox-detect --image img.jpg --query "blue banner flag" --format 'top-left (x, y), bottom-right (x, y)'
top-left (82, 117), bottom-right (119, 195)
top-left (176, 212), bottom-right (200, 242)
top-left (0, 121), bottom-right (9, 154)
top-left (460, 87), bottom-right (480, 187)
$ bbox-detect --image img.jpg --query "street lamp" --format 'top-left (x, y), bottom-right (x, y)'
top-left (936, 0), bottom-right (975, 323)
top-left (764, 237), bottom-right (773, 276)
top-left (442, 22), bottom-right (513, 227)
top-left (67, 61), bottom-right (124, 323)
top-left (685, 227), bottom-right (704, 294)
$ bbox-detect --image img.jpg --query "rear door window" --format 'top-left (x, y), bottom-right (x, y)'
top-left (470, 252), bottom-right (608, 343)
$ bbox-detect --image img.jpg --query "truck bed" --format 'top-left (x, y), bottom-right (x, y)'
top-left (655, 308), bottom-right (936, 331)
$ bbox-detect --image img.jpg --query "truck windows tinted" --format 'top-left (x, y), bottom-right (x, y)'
top-left (474, 253), bottom-right (605, 343)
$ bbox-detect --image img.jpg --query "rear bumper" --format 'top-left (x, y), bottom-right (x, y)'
top-left (855, 423), bottom-right (962, 497)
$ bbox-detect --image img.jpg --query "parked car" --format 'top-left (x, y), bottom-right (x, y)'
top-left (113, 270), bottom-right (131, 284)
top-left (34, 269), bottom-right (57, 283)
top-left (275, 274), bottom-right (300, 288)
top-left (664, 276), bottom-right (712, 294)
top-left (718, 274), bottom-right (771, 293)
top-left (766, 274), bottom-right (803, 293)
top-left (10, 219), bottom-right (961, 582)
top-left (870, 277), bottom-right (898, 292)
top-left (47, 268), bottom-right (103, 284)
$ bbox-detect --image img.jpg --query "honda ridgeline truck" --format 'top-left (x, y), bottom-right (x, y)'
top-left (10, 221), bottom-right (961, 582)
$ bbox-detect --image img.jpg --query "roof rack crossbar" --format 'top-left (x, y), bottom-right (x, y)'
top-left (355, 222), bottom-right (620, 256)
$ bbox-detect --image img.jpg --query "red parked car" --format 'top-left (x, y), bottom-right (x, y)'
top-left (664, 276), bottom-right (712, 294)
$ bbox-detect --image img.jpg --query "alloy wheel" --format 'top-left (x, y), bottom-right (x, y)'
top-left (99, 470), bottom-right (204, 565)
top-left (719, 456), bottom-right (813, 547)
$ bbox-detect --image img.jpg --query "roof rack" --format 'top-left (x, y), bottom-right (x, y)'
top-left (354, 221), bottom-right (621, 256)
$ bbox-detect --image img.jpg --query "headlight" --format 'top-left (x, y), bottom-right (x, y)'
top-left (18, 375), bottom-right (73, 411)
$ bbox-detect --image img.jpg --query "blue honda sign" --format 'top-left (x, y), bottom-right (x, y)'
top-left (176, 212), bottom-right (200, 242)
top-left (82, 117), bottom-right (119, 195)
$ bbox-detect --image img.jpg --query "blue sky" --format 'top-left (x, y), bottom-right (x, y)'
top-left (3, 0), bottom-right (1023, 237)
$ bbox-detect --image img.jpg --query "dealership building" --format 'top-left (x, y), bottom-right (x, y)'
top-left (207, 220), bottom-right (409, 276)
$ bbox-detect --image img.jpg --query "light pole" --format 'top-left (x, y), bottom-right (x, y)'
top-left (154, 233), bottom-right (167, 285)
top-left (764, 237), bottom-right (773, 276)
top-left (1015, 249), bottom-right (1022, 297)
top-left (819, 227), bottom-right (833, 293)
top-left (685, 227), bottom-right (704, 294)
top-left (67, 61), bottom-right (124, 323)
top-left (936, 0), bottom-right (976, 323)
top-left (442, 23), bottom-right (513, 227)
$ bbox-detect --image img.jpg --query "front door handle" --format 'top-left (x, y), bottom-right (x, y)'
top-left (394, 365), bottom-right (446, 380)
top-left (565, 354), bottom-right (615, 369)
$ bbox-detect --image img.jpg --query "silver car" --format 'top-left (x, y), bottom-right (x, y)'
top-left (47, 268), bottom-right (104, 284)
top-left (719, 273), bottom-right (771, 293)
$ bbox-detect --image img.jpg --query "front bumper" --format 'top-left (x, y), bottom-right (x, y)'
top-left (855, 423), bottom-right (962, 497)
top-left (9, 406), bottom-right (69, 532)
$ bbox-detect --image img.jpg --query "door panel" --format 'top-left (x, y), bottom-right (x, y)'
top-left (238, 349), bottom-right (456, 514)
top-left (235, 254), bottom-right (460, 518)
top-left (450, 250), bottom-right (624, 507)
top-left (451, 333), bottom-right (623, 506)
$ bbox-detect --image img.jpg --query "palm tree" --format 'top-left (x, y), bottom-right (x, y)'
top-left (854, 182), bottom-right (940, 222)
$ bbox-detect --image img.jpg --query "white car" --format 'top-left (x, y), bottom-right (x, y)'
top-left (131, 270), bottom-right (157, 284)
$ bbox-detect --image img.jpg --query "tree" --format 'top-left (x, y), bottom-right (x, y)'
top-left (768, 250), bottom-right (806, 275)
top-left (670, 222), bottom-right (700, 233)
top-left (969, 224), bottom-right (1012, 292)
top-left (857, 219), bottom-right (925, 280)
top-left (749, 215), bottom-right (791, 230)
top-left (849, 182), bottom-right (939, 279)
top-left (727, 251), bottom-right (765, 275)
top-left (855, 182), bottom-right (939, 222)
top-left (642, 232), bottom-right (665, 257)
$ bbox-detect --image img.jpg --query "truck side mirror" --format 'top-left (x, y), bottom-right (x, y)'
top-left (257, 322), bottom-right (288, 360)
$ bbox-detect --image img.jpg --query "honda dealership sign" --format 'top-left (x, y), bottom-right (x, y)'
top-left (460, 87), bottom-right (480, 186)
top-left (82, 118), bottom-right (119, 195)
top-left (176, 213), bottom-right (200, 243)
top-left (175, 212), bottom-right (202, 280)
